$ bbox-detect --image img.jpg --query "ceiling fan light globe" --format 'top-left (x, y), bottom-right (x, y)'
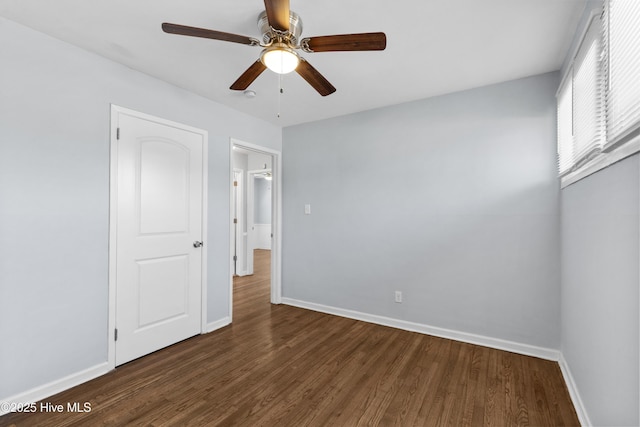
top-left (261, 45), bottom-right (299, 74)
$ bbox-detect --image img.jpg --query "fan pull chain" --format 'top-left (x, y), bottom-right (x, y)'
top-left (277, 73), bottom-right (283, 118)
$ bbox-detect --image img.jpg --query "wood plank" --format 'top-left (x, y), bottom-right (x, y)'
top-left (0, 249), bottom-right (580, 426)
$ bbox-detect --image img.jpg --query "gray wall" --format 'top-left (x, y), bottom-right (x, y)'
top-left (0, 17), bottom-right (280, 399)
top-left (561, 155), bottom-right (639, 426)
top-left (557, 2), bottom-right (639, 423)
top-left (282, 72), bottom-right (561, 349)
top-left (255, 178), bottom-right (272, 224)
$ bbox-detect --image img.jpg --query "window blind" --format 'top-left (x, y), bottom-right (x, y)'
top-left (605, 0), bottom-right (640, 145)
top-left (556, 14), bottom-right (604, 176)
top-left (572, 16), bottom-right (605, 164)
top-left (557, 76), bottom-right (574, 175)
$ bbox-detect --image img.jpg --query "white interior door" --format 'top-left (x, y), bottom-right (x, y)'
top-left (114, 112), bottom-right (204, 366)
top-left (233, 169), bottom-right (246, 276)
top-left (246, 172), bottom-right (256, 276)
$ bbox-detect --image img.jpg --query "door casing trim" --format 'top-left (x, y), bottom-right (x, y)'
top-left (246, 168), bottom-right (272, 275)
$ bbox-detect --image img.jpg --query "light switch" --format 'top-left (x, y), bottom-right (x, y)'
top-left (304, 204), bottom-right (311, 215)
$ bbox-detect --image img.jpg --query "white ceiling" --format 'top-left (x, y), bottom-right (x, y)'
top-left (0, 0), bottom-right (586, 127)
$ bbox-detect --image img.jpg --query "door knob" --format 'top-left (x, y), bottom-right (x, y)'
top-left (193, 241), bottom-right (203, 248)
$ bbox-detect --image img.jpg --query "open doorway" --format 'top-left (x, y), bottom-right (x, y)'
top-left (229, 139), bottom-right (281, 321)
top-left (247, 168), bottom-right (272, 275)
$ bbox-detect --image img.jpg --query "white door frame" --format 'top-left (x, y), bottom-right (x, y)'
top-left (229, 138), bottom-right (282, 318)
top-left (108, 105), bottom-right (208, 369)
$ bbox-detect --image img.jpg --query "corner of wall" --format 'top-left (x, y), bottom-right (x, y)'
top-left (558, 353), bottom-right (592, 426)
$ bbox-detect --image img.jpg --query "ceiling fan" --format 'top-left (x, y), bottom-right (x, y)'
top-left (162, 0), bottom-right (387, 96)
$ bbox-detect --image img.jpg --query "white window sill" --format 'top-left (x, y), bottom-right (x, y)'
top-left (561, 132), bottom-right (640, 188)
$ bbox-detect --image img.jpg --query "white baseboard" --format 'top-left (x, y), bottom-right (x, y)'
top-left (205, 316), bottom-right (231, 334)
top-left (0, 319), bottom-right (231, 417)
top-left (281, 297), bottom-right (560, 361)
top-left (559, 354), bottom-right (590, 427)
top-left (0, 318), bottom-right (231, 417)
top-left (0, 308), bottom-right (567, 419)
top-left (0, 362), bottom-right (110, 416)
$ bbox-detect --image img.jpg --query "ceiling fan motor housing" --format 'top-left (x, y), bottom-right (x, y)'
top-left (258, 10), bottom-right (303, 46)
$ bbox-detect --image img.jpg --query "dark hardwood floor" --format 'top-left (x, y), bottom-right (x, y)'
top-left (1, 249), bottom-right (579, 426)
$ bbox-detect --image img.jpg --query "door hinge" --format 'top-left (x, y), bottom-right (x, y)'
top-left (114, 328), bottom-right (118, 341)
top-left (233, 218), bottom-right (237, 224)
top-left (233, 255), bottom-right (237, 261)
top-left (233, 181), bottom-right (238, 187)
top-left (116, 127), bottom-right (120, 140)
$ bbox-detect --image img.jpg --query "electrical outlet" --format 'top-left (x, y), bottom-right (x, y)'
top-left (395, 291), bottom-right (402, 303)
